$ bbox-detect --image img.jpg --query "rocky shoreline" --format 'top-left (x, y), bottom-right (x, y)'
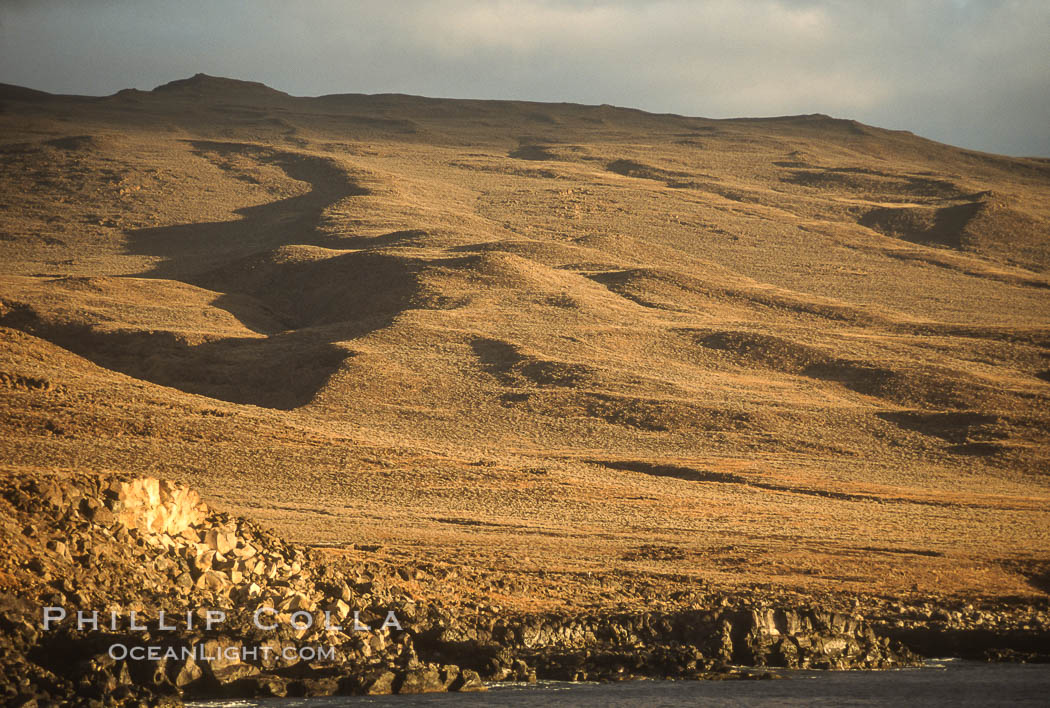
top-left (1, 471), bottom-right (1047, 706)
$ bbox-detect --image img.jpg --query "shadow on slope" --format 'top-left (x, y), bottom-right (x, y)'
top-left (694, 330), bottom-right (1019, 410)
top-left (124, 141), bottom-right (368, 281)
top-left (2, 141), bottom-right (431, 408)
top-left (470, 337), bottom-right (596, 388)
top-left (782, 166), bottom-right (962, 199)
top-left (860, 202), bottom-right (983, 250)
top-left (198, 247), bottom-right (425, 331)
top-left (592, 460), bottom-right (997, 508)
top-left (0, 301), bottom-right (350, 409)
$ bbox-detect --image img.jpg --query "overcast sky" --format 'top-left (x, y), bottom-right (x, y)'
top-left (1, 0), bottom-right (1047, 156)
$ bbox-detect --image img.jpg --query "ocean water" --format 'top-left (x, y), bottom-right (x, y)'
top-left (188, 661), bottom-right (1050, 707)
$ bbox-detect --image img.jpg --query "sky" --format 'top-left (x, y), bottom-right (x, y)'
top-left (1, 0), bottom-right (1047, 156)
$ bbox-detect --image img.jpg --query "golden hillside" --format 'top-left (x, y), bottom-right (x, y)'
top-left (2, 74), bottom-right (1049, 608)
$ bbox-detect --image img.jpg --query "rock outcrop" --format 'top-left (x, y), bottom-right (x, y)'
top-left (5, 471), bottom-right (1042, 706)
top-left (0, 471), bottom-right (478, 705)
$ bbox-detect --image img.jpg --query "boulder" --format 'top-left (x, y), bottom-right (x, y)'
top-left (395, 666), bottom-right (445, 694)
top-left (194, 570), bottom-right (230, 593)
top-left (360, 669), bottom-right (396, 695)
top-left (168, 656), bottom-right (202, 689)
top-left (449, 669), bottom-right (486, 692)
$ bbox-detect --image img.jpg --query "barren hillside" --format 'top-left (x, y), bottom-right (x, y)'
top-left (2, 74), bottom-right (1049, 610)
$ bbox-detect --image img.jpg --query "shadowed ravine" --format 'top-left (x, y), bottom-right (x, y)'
top-left (127, 140), bottom-right (369, 280)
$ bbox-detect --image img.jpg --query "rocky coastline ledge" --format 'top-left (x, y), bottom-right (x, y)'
top-left (1, 472), bottom-right (1047, 706)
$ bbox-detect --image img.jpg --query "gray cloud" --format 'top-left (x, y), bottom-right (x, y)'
top-left (0, 0), bottom-right (1047, 155)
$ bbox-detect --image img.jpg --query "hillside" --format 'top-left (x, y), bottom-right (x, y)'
top-left (1, 74), bottom-right (1049, 612)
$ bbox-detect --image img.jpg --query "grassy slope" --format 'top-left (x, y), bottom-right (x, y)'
top-left (1, 75), bottom-right (1048, 609)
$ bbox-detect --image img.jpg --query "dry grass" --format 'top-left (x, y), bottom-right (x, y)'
top-left (1, 76), bottom-right (1049, 610)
